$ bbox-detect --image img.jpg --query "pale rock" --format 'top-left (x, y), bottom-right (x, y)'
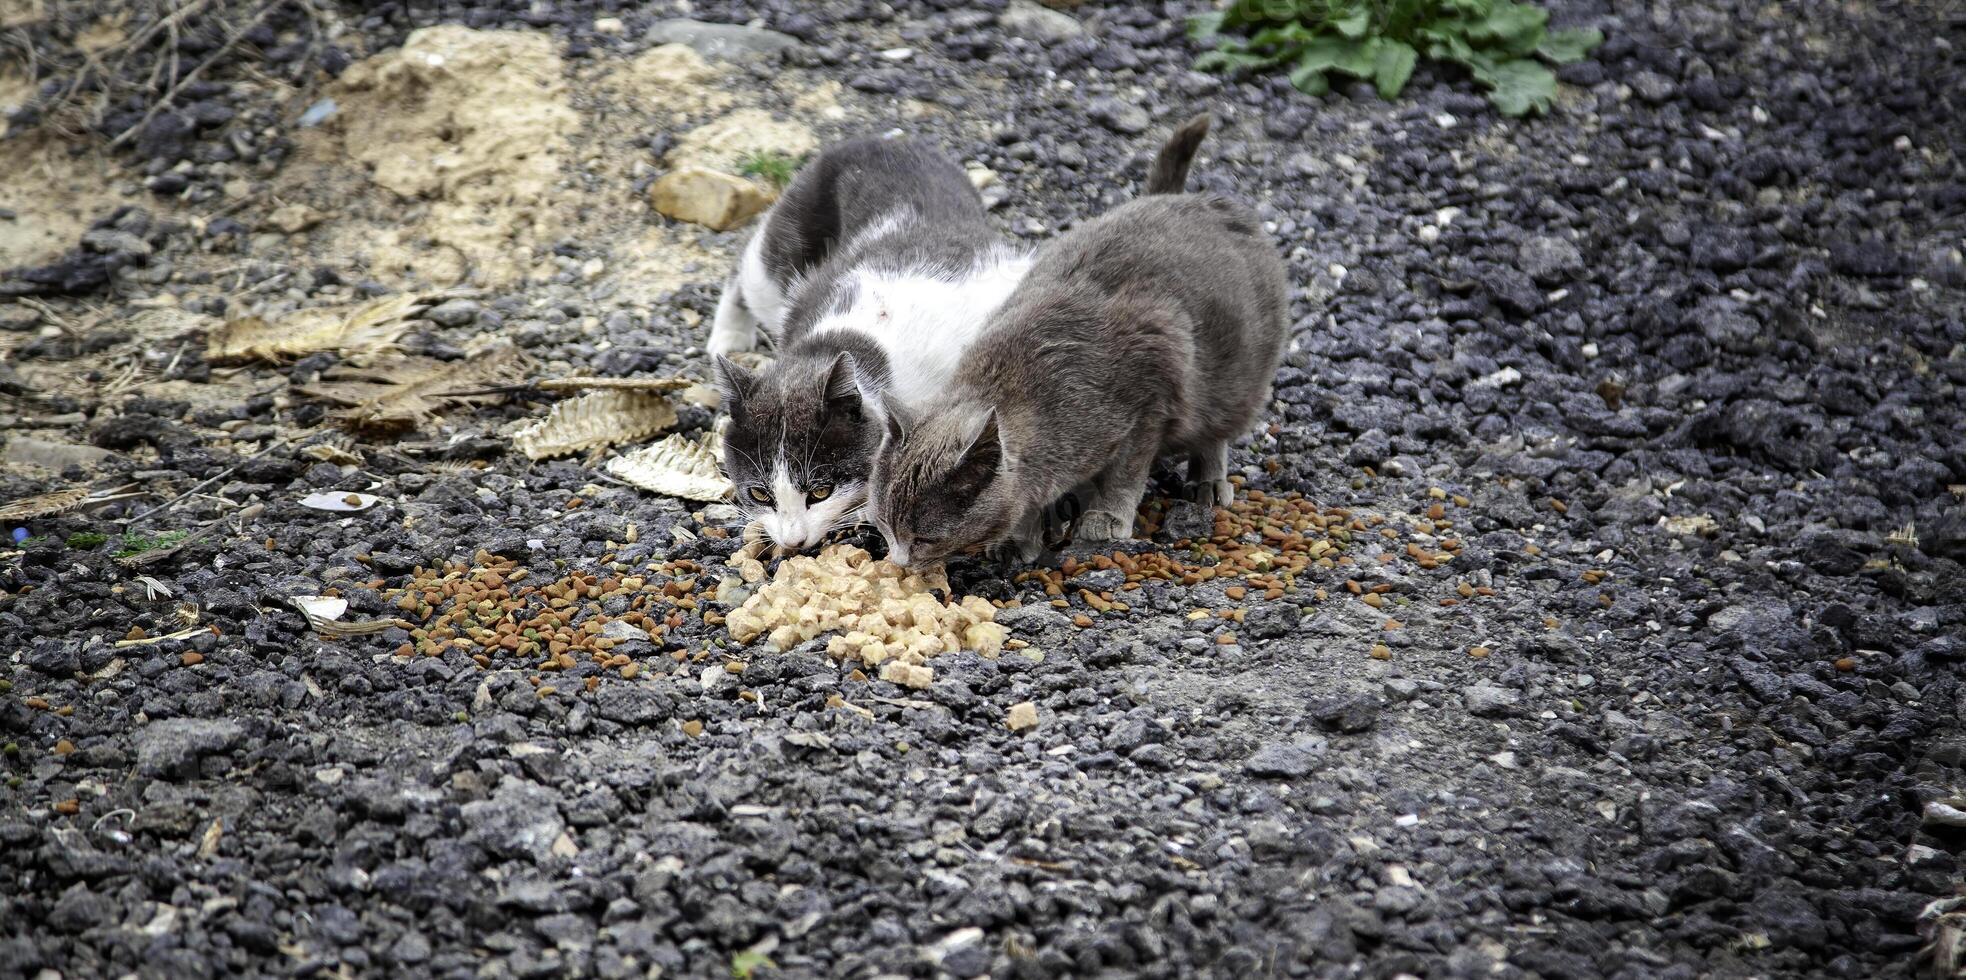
top-left (650, 167), bottom-right (775, 231)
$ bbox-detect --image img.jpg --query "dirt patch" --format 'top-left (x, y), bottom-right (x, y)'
top-left (281, 29), bottom-right (813, 300)
top-left (0, 134), bottom-right (130, 269)
top-left (291, 26), bottom-right (577, 288)
top-left (667, 108), bottom-right (818, 172)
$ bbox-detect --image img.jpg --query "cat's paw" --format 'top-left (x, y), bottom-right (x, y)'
top-left (1191, 479), bottom-right (1236, 508)
top-left (706, 331), bottom-right (752, 357)
top-left (1076, 510), bottom-right (1134, 542)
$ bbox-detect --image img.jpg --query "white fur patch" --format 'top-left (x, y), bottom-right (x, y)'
top-left (808, 247), bottom-right (1034, 410)
top-left (737, 229), bottom-right (787, 336)
top-left (756, 457), bottom-right (863, 552)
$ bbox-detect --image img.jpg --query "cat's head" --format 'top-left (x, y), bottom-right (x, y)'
top-left (867, 405), bottom-right (1016, 568)
top-left (714, 352), bottom-right (877, 552)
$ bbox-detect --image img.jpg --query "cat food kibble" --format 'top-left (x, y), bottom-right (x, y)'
top-left (723, 544), bottom-right (1004, 687)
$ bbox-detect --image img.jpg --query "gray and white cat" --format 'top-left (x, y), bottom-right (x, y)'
top-left (865, 114), bottom-right (1290, 568)
top-left (710, 137), bottom-right (1031, 552)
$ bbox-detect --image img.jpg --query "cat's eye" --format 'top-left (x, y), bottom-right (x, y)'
top-left (748, 487), bottom-right (772, 505)
top-left (807, 485), bottom-right (832, 503)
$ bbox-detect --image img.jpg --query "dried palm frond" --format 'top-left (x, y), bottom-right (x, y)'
top-left (0, 487), bottom-right (94, 521)
top-left (436, 375), bottom-right (697, 398)
top-left (208, 291), bottom-right (440, 364)
top-left (512, 390), bottom-right (679, 460)
top-left (606, 431), bottom-right (731, 502)
top-left (299, 437), bottom-right (363, 466)
top-left (297, 344), bottom-right (527, 433)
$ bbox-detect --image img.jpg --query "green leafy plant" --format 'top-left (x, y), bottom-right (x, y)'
top-left (730, 950), bottom-right (777, 979)
top-left (65, 531), bottom-right (109, 549)
top-left (737, 150), bottom-right (804, 189)
top-left (1190, 0), bottom-right (1603, 116)
top-left (114, 530), bottom-right (189, 559)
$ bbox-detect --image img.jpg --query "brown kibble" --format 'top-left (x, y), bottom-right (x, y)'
top-left (1224, 586), bottom-right (1247, 601)
top-left (52, 739), bottom-right (75, 756)
top-left (1453, 495), bottom-right (1470, 507)
top-left (1549, 498), bottom-right (1568, 514)
top-left (1217, 633), bottom-right (1237, 646)
top-left (124, 626), bottom-right (147, 641)
top-left (53, 799), bottom-right (80, 816)
top-left (1363, 593), bottom-right (1385, 609)
top-left (1369, 644), bottom-right (1392, 660)
top-left (620, 663), bottom-right (640, 679)
top-left (1072, 614), bottom-right (1094, 628)
top-left (1834, 657), bottom-right (1856, 672)
top-left (1543, 617), bottom-right (1559, 630)
top-left (180, 652), bottom-right (205, 667)
top-left (1383, 618), bottom-right (1403, 631)
top-left (682, 719), bottom-right (704, 737)
top-left (1470, 646), bottom-right (1492, 659)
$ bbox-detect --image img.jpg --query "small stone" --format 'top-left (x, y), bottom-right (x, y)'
top-left (644, 19), bottom-right (803, 60)
top-left (650, 167), bottom-right (775, 231)
top-left (1463, 685), bottom-right (1521, 718)
top-left (1087, 97), bottom-right (1150, 135)
top-left (1245, 738), bottom-right (1327, 777)
top-left (1007, 701), bottom-right (1039, 732)
top-left (424, 299), bottom-right (482, 328)
top-left (264, 204), bottom-right (325, 234)
top-left (135, 718), bottom-right (245, 779)
top-left (998, 0), bottom-right (1083, 44)
top-left (1517, 235), bottom-right (1585, 285)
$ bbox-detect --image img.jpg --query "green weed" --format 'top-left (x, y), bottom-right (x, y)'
top-left (737, 150), bottom-right (804, 189)
top-left (1190, 0), bottom-right (1602, 116)
top-left (65, 532), bottom-right (109, 549)
top-left (114, 530), bottom-right (190, 559)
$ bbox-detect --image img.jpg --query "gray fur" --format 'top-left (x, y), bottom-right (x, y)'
top-left (867, 128), bottom-right (1288, 567)
top-left (713, 138), bottom-right (1011, 552)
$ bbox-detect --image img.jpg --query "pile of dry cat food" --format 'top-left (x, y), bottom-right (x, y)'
top-left (378, 548), bottom-right (697, 686)
top-left (1020, 485), bottom-right (1506, 641)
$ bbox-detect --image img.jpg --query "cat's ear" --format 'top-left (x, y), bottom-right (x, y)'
top-left (881, 406), bottom-right (907, 445)
top-left (713, 355), bottom-right (756, 416)
top-left (949, 410), bottom-right (1003, 490)
top-left (822, 352), bottom-right (864, 422)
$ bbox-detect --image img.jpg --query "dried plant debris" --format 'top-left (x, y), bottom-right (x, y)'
top-left (299, 438), bottom-right (364, 466)
top-left (723, 543), bottom-right (1005, 688)
top-left (0, 487), bottom-right (94, 521)
top-left (208, 292), bottom-right (441, 364)
top-left (512, 389), bottom-right (680, 460)
top-left (535, 376), bottom-right (696, 394)
top-left (606, 431), bottom-right (732, 502)
top-left (1919, 897), bottom-right (1966, 980)
top-left (297, 344), bottom-right (526, 432)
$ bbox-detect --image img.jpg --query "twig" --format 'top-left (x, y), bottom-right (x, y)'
top-left (108, 0), bottom-right (275, 150)
top-left (124, 437), bottom-right (288, 524)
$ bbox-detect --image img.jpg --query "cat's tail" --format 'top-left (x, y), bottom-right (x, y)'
top-left (1145, 113), bottom-right (1212, 195)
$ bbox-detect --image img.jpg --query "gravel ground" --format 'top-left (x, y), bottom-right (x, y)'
top-left (3, 1), bottom-right (1965, 977)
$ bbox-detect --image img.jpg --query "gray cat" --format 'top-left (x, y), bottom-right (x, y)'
top-left (710, 138), bottom-right (1032, 552)
top-left (865, 114), bottom-right (1290, 567)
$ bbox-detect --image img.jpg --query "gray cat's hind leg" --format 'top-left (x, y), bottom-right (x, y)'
top-left (708, 276), bottom-right (760, 356)
top-left (1188, 441), bottom-right (1235, 508)
top-left (1078, 440), bottom-right (1158, 541)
